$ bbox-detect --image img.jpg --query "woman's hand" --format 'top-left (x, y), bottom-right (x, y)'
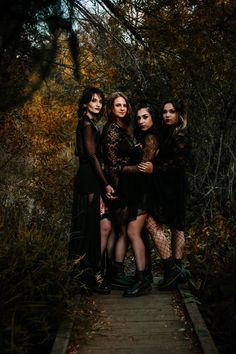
top-left (105, 185), bottom-right (117, 200)
top-left (138, 161), bottom-right (153, 174)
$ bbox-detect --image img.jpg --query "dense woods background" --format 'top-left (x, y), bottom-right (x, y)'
top-left (0, 1), bottom-right (235, 353)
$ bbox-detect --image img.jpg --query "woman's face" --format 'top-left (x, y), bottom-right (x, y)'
top-left (85, 93), bottom-right (103, 116)
top-left (112, 96), bottom-right (128, 119)
top-left (163, 103), bottom-right (179, 125)
top-left (137, 108), bottom-right (153, 131)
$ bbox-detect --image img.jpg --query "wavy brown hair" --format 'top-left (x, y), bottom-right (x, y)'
top-left (106, 91), bottom-right (132, 126)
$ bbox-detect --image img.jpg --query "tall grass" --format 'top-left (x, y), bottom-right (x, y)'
top-left (0, 209), bottom-right (82, 354)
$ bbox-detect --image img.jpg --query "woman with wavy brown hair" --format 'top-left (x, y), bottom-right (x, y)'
top-left (102, 94), bottom-right (158, 296)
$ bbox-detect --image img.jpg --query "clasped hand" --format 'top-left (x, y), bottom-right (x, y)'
top-left (105, 185), bottom-right (117, 200)
top-left (138, 161), bottom-right (153, 173)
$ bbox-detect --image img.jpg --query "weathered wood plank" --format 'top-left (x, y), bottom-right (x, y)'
top-left (76, 289), bottom-right (197, 354)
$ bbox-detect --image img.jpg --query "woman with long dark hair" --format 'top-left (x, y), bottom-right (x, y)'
top-left (121, 100), bottom-right (160, 297)
top-left (147, 98), bottom-right (191, 290)
top-left (69, 86), bottom-right (114, 294)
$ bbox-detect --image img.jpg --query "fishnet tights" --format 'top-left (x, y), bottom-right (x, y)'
top-left (146, 217), bottom-right (185, 260)
top-left (146, 216), bottom-right (170, 259)
top-left (170, 228), bottom-right (185, 259)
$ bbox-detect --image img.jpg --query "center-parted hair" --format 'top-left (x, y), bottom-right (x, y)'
top-left (106, 91), bottom-right (132, 125)
top-left (134, 100), bottom-right (160, 138)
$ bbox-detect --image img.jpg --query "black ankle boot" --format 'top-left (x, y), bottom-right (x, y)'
top-left (144, 266), bottom-right (153, 283)
top-left (110, 262), bottom-right (134, 290)
top-left (93, 271), bottom-right (111, 295)
top-left (158, 257), bottom-right (182, 291)
top-left (123, 271), bottom-right (152, 297)
top-left (104, 258), bottom-right (113, 282)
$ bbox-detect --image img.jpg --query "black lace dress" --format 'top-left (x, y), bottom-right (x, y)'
top-left (69, 115), bottom-right (108, 286)
top-left (151, 125), bottom-right (191, 231)
top-left (121, 128), bottom-right (159, 217)
top-left (102, 123), bottom-right (158, 228)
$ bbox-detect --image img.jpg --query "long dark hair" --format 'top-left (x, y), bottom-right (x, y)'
top-left (134, 100), bottom-right (160, 139)
top-left (159, 99), bottom-right (188, 147)
top-left (160, 99), bottom-right (187, 129)
top-left (78, 86), bottom-right (105, 118)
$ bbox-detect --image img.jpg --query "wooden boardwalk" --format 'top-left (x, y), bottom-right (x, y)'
top-left (77, 279), bottom-right (203, 354)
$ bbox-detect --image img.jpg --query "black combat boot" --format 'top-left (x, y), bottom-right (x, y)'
top-left (158, 257), bottom-right (182, 291)
top-left (93, 270), bottom-right (111, 295)
top-left (110, 262), bottom-right (134, 290)
top-left (123, 270), bottom-right (152, 297)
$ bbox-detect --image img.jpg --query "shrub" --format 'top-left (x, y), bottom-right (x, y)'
top-left (0, 210), bottom-right (82, 354)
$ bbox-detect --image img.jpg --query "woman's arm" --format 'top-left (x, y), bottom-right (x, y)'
top-left (122, 134), bottom-right (159, 174)
top-left (83, 120), bottom-right (114, 195)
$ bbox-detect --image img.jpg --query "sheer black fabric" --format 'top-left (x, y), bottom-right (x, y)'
top-left (121, 131), bottom-right (159, 214)
top-left (102, 122), bottom-right (136, 229)
top-left (75, 116), bottom-right (108, 191)
top-left (69, 115), bottom-right (108, 287)
top-left (102, 123), bottom-right (158, 226)
top-left (151, 126), bottom-right (191, 230)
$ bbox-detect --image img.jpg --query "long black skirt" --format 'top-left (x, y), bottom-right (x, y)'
top-left (69, 169), bottom-right (101, 287)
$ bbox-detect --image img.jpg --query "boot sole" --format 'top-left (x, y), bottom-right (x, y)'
top-left (123, 285), bottom-right (152, 297)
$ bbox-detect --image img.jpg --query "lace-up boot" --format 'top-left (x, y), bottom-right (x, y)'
top-left (123, 270), bottom-right (152, 297)
top-left (93, 271), bottom-right (111, 295)
top-left (158, 257), bottom-right (182, 291)
top-left (110, 262), bottom-right (134, 290)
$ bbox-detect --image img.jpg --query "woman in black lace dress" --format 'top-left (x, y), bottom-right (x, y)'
top-left (122, 101), bottom-right (160, 297)
top-left (69, 87), bottom-right (114, 294)
top-left (102, 94), bottom-right (159, 296)
top-left (147, 99), bottom-right (191, 290)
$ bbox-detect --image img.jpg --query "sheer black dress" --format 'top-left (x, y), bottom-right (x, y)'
top-left (151, 125), bottom-right (191, 231)
top-left (102, 122), bottom-right (158, 228)
top-left (69, 115), bottom-right (109, 287)
top-left (121, 127), bottom-right (159, 217)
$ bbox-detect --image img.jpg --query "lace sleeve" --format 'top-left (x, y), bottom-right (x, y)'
top-left (172, 130), bottom-right (190, 168)
top-left (122, 133), bottom-right (159, 174)
top-left (103, 124), bottom-right (125, 188)
top-left (142, 134), bottom-right (159, 162)
top-left (83, 120), bottom-right (108, 186)
top-left (159, 128), bottom-right (190, 171)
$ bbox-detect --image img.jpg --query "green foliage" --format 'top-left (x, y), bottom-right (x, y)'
top-left (0, 208), bottom-right (82, 354)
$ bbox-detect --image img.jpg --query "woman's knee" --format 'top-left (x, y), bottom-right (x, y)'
top-left (101, 218), bottom-right (112, 236)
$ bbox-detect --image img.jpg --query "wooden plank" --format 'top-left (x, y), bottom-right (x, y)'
top-left (98, 323), bottom-right (186, 334)
top-left (179, 286), bottom-right (219, 354)
top-left (76, 289), bottom-right (196, 354)
top-left (78, 340), bottom-right (191, 354)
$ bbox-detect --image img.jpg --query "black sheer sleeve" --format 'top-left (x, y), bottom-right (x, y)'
top-left (142, 134), bottom-right (159, 162)
top-left (159, 128), bottom-right (190, 171)
top-left (83, 120), bottom-right (109, 187)
top-left (122, 133), bottom-right (159, 174)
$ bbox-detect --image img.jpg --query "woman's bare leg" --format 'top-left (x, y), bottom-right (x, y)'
top-left (127, 214), bottom-right (147, 271)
